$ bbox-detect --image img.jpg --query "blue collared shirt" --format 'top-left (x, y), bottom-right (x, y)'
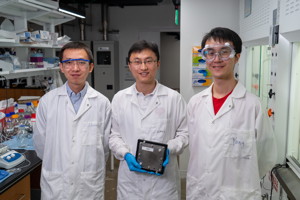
top-left (66, 82), bottom-right (87, 113)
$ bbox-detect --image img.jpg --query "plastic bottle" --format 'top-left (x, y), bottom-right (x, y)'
top-left (30, 48), bottom-right (44, 68)
top-left (4, 113), bottom-right (14, 139)
top-left (11, 114), bottom-right (19, 127)
top-left (11, 114), bottom-right (20, 136)
top-left (17, 125), bottom-right (28, 148)
top-left (14, 103), bottom-right (18, 114)
top-left (24, 115), bottom-right (32, 133)
top-left (18, 109), bottom-right (25, 125)
top-left (25, 102), bottom-right (35, 115)
top-left (32, 100), bottom-right (39, 111)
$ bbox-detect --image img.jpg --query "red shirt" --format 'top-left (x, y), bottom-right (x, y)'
top-left (213, 91), bottom-right (233, 114)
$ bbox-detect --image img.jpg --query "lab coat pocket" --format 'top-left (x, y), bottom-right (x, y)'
top-left (80, 170), bottom-right (104, 200)
top-left (224, 129), bottom-right (254, 159)
top-left (149, 119), bottom-right (169, 142)
top-left (82, 121), bottom-right (103, 145)
top-left (41, 169), bottom-right (63, 199)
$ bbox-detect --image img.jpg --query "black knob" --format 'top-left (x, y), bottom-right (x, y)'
top-left (268, 89), bottom-right (275, 98)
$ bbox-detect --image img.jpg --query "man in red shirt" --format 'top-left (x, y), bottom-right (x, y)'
top-left (186, 27), bottom-right (277, 200)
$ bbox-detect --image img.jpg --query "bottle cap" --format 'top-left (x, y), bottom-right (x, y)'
top-left (24, 115), bottom-right (31, 119)
top-left (32, 100), bottom-right (39, 107)
top-left (11, 114), bottom-right (19, 119)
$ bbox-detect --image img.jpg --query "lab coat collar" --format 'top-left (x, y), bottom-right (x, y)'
top-left (126, 81), bottom-right (167, 119)
top-left (126, 81), bottom-right (166, 98)
top-left (56, 82), bottom-right (96, 120)
top-left (203, 81), bottom-right (247, 121)
top-left (57, 82), bottom-right (98, 98)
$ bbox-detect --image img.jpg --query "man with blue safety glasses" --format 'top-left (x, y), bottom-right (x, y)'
top-left (109, 40), bottom-right (189, 200)
top-left (33, 41), bottom-right (111, 200)
top-left (186, 27), bottom-right (277, 200)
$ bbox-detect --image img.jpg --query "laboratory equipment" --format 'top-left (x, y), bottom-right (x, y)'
top-left (136, 139), bottom-right (168, 175)
top-left (93, 41), bottom-right (119, 101)
top-left (0, 144), bottom-right (25, 169)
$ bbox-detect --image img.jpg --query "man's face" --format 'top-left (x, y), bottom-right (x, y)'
top-left (204, 39), bottom-right (240, 80)
top-left (128, 49), bottom-right (160, 86)
top-left (60, 48), bottom-right (93, 89)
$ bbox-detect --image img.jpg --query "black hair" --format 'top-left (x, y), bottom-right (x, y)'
top-left (59, 41), bottom-right (94, 63)
top-left (201, 27), bottom-right (242, 54)
top-left (127, 40), bottom-right (160, 63)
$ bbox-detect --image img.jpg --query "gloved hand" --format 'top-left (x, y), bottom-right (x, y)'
top-left (163, 149), bottom-right (170, 167)
top-left (124, 153), bottom-right (149, 173)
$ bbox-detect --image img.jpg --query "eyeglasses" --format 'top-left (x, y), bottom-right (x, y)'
top-left (129, 59), bottom-right (157, 67)
top-left (201, 43), bottom-right (236, 62)
top-left (61, 59), bottom-right (90, 69)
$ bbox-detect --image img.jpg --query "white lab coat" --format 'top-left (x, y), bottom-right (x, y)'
top-left (186, 82), bottom-right (277, 200)
top-left (109, 83), bottom-right (189, 200)
top-left (33, 82), bottom-right (111, 200)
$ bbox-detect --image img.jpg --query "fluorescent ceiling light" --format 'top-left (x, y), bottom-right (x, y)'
top-left (58, 8), bottom-right (85, 19)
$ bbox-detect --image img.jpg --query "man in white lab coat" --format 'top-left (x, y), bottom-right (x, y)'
top-left (33, 41), bottom-right (111, 200)
top-left (186, 27), bottom-right (277, 200)
top-left (109, 40), bottom-right (188, 200)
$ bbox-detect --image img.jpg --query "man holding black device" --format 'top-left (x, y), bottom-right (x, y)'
top-left (109, 40), bottom-right (188, 200)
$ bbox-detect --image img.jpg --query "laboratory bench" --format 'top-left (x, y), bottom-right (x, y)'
top-left (274, 165), bottom-right (300, 200)
top-left (0, 150), bottom-right (41, 200)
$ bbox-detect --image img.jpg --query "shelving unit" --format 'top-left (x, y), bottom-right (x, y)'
top-left (0, 0), bottom-right (75, 81)
top-left (0, 67), bottom-right (59, 80)
top-left (0, 0), bottom-right (74, 32)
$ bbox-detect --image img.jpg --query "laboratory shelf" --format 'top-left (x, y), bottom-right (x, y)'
top-left (0, 0), bottom-right (75, 31)
top-left (0, 42), bottom-right (63, 49)
top-left (0, 67), bottom-right (60, 79)
top-left (0, 0), bottom-right (74, 81)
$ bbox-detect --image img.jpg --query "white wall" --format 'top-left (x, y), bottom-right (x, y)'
top-left (160, 32), bottom-right (180, 91)
top-left (180, 0), bottom-right (240, 103)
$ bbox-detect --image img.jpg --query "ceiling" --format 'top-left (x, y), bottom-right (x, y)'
top-left (59, 0), bottom-right (164, 7)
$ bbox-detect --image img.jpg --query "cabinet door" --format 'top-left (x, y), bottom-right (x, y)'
top-left (0, 175), bottom-right (31, 200)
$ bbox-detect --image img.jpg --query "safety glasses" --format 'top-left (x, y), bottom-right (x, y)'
top-left (201, 42), bottom-right (236, 62)
top-left (61, 59), bottom-right (90, 69)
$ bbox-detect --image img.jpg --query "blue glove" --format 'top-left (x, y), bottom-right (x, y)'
top-left (163, 149), bottom-right (170, 167)
top-left (124, 153), bottom-right (149, 173)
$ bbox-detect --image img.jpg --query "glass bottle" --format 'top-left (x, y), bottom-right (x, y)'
top-left (17, 125), bottom-right (28, 148)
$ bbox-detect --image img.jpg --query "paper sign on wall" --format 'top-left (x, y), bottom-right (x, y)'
top-left (192, 46), bottom-right (212, 87)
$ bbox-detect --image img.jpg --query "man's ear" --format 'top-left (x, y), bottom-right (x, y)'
top-left (234, 53), bottom-right (241, 64)
top-left (89, 63), bottom-right (94, 73)
top-left (59, 62), bottom-right (64, 73)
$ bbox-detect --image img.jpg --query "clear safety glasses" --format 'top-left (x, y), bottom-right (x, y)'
top-left (61, 59), bottom-right (90, 69)
top-left (129, 59), bottom-right (157, 67)
top-left (201, 42), bottom-right (236, 62)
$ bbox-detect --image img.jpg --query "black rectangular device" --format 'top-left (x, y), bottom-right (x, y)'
top-left (136, 139), bottom-right (168, 175)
